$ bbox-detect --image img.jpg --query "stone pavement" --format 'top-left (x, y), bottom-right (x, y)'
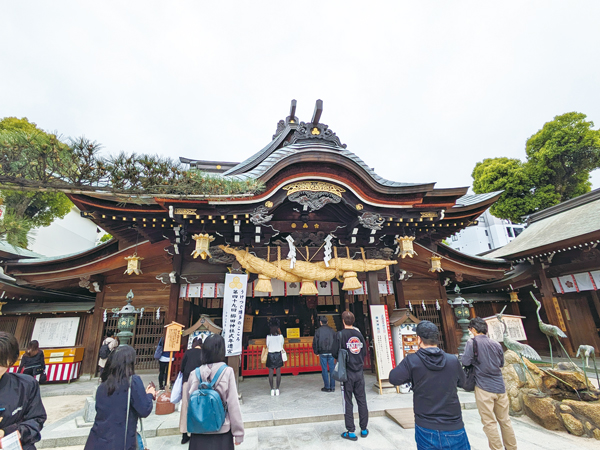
top-left (50, 411), bottom-right (600, 450)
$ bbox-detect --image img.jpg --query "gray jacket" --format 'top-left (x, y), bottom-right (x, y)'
top-left (462, 335), bottom-right (506, 394)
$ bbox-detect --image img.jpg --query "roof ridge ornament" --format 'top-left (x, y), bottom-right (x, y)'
top-left (273, 99), bottom-right (299, 139)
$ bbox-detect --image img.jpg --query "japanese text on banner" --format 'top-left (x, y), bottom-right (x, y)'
top-left (222, 273), bottom-right (249, 357)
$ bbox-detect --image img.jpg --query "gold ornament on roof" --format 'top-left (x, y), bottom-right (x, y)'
top-left (311, 127), bottom-right (320, 135)
top-left (265, 201), bottom-right (274, 208)
top-left (124, 254), bottom-right (144, 275)
top-left (397, 236), bottom-right (418, 259)
top-left (429, 255), bottom-right (443, 273)
top-left (509, 291), bottom-right (520, 302)
top-left (0, 301), bottom-right (7, 315)
top-left (356, 204), bottom-right (364, 210)
top-left (282, 181), bottom-right (345, 198)
top-left (191, 233), bottom-right (215, 260)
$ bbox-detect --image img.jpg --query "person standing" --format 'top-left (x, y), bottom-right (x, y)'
top-left (98, 330), bottom-right (118, 377)
top-left (313, 316), bottom-right (336, 392)
top-left (85, 346), bottom-right (155, 450)
top-left (333, 311), bottom-right (368, 441)
top-left (462, 317), bottom-right (517, 450)
top-left (266, 319), bottom-right (284, 396)
top-left (155, 336), bottom-right (173, 391)
top-left (389, 320), bottom-right (469, 450)
top-left (0, 332), bottom-right (47, 450)
top-left (185, 333), bottom-right (244, 449)
top-left (18, 340), bottom-right (46, 380)
top-left (179, 337), bottom-right (203, 445)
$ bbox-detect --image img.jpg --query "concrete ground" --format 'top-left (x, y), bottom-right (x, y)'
top-left (49, 411), bottom-right (600, 450)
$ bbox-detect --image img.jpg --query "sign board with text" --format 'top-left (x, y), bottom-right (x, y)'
top-left (31, 317), bottom-right (80, 348)
top-left (483, 315), bottom-right (527, 342)
top-left (163, 322), bottom-right (184, 352)
top-left (369, 304), bottom-right (396, 394)
top-left (222, 274), bottom-right (249, 357)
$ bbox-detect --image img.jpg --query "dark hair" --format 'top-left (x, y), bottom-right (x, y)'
top-left (342, 310), bottom-right (355, 326)
top-left (469, 317), bottom-right (488, 335)
top-left (319, 316), bottom-right (328, 325)
top-left (101, 345), bottom-right (136, 396)
top-left (416, 320), bottom-right (439, 346)
top-left (269, 325), bottom-right (280, 336)
top-left (192, 337), bottom-right (203, 348)
top-left (106, 330), bottom-right (115, 338)
top-left (201, 334), bottom-right (226, 365)
top-left (0, 331), bottom-right (20, 368)
top-left (26, 340), bottom-right (40, 357)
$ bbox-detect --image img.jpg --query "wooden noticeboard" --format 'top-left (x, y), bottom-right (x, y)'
top-left (369, 304), bottom-right (398, 394)
top-left (164, 322), bottom-right (184, 352)
top-left (243, 315), bottom-right (254, 333)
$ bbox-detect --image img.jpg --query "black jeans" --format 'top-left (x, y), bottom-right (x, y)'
top-left (341, 370), bottom-right (368, 432)
top-left (158, 361), bottom-right (169, 389)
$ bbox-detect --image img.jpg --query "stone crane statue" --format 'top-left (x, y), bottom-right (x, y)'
top-left (497, 306), bottom-right (544, 395)
top-left (530, 292), bottom-right (574, 369)
top-left (576, 345), bottom-right (599, 391)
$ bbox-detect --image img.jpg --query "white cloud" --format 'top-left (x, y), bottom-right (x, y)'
top-left (1, 1), bottom-right (600, 189)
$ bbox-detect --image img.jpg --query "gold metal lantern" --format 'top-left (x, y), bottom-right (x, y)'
top-left (191, 233), bottom-right (215, 259)
top-left (429, 255), bottom-right (443, 273)
top-left (397, 236), bottom-right (418, 258)
top-left (124, 254), bottom-right (144, 275)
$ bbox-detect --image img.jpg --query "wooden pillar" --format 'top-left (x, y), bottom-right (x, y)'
top-left (591, 291), bottom-right (600, 321)
top-left (392, 266), bottom-right (406, 309)
top-left (13, 316), bottom-right (31, 349)
top-left (167, 254), bottom-right (183, 324)
top-left (82, 288), bottom-right (106, 377)
top-left (437, 277), bottom-right (459, 355)
top-left (366, 272), bottom-right (381, 306)
top-left (537, 264), bottom-right (575, 356)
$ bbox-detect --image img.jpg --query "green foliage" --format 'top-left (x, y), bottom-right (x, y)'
top-left (472, 112), bottom-right (600, 223)
top-left (98, 233), bottom-right (113, 245)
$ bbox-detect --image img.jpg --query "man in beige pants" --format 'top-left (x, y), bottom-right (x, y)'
top-left (462, 317), bottom-right (517, 450)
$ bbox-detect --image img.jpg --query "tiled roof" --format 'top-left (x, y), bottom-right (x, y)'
top-left (454, 191), bottom-right (504, 208)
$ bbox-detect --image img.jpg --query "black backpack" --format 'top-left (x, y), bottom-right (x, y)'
top-left (99, 340), bottom-right (112, 359)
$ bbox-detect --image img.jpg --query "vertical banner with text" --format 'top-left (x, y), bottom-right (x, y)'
top-left (222, 273), bottom-right (249, 357)
top-left (369, 304), bottom-right (396, 382)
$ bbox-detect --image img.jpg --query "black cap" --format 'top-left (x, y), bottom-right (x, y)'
top-left (319, 316), bottom-right (328, 324)
top-left (416, 320), bottom-right (439, 341)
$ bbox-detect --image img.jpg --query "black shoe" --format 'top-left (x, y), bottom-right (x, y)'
top-left (321, 387), bottom-right (329, 392)
top-left (181, 434), bottom-right (190, 444)
top-left (329, 388), bottom-right (335, 392)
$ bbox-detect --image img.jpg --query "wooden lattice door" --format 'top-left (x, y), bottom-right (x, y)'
top-left (411, 300), bottom-right (446, 351)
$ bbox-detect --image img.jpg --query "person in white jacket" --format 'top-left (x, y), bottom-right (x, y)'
top-left (184, 334), bottom-right (244, 449)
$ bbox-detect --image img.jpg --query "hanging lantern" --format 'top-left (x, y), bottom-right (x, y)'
top-left (191, 233), bottom-right (215, 259)
top-left (429, 255), bottom-right (443, 273)
top-left (300, 280), bottom-right (319, 295)
top-left (124, 254), bottom-right (144, 275)
top-left (255, 274), bottom-right (273, 293)
top-left (397, 236), bottom-right (418, 259)
top-left (341, 271), bottom-right (362, 291)
top-left (509, 291), bottom-right (520, 302)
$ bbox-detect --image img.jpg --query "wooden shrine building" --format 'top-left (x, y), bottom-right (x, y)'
top-left (2, 100), bottom-right (511, 377)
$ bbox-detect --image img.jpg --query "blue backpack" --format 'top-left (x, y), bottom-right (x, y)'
top-left (187, 364), bottom-right (229, 434)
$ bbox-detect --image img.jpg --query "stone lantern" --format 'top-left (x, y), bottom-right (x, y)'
top-left (112, 289), bottom-right (143, 346)
top-left (447, 286), bottom-right (473, 355)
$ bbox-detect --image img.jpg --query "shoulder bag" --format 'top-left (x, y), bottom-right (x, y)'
top-left (462, 338), bottom-right (478, 392)
top-left (332, 331), bottom-right (348, 382)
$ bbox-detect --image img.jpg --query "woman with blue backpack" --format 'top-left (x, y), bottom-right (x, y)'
top-left (184, 333), bottom-right (244, 449)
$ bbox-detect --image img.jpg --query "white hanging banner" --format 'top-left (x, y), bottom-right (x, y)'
top-left (222, 274), bottom-right (249, 357)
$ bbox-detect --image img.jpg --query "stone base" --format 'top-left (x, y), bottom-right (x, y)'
top-left (82, 396), bottom-right (96, 424)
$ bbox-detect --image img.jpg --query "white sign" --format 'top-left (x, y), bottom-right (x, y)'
top-left (484, 315), bottom-right (527, 342)
top-left (222, 273), bottom-right (248, 357)
top-left (369, 305), bottom-right (396, 380)
top-left (31, 317), bottom-right (80, 348)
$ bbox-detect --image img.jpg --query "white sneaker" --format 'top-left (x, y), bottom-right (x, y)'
top-left (276, 389), bottom-right (280, 396)
top-left (271, 389), bottom-right (275, 396)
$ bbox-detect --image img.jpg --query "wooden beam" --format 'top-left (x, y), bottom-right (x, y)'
top-left (82, 287), bottom-right (106, 377)
top-left (167, 253), bottom-right (183, 324)
top-left (289, 99), bottom-right (297, 120)
top-left (393, 265), bottom-right (406, 309)
top-left (437, 276), bottom-right (458, 354)
top-left (366, 271), bottom-right (381, 306)
top-left (311, 99), bottom-right (323, 125)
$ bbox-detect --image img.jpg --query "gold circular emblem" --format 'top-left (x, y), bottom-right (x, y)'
top-left (265, 201), bottom-right (274, 208)
top-left (216, 165), bottom-right (222, 170)
top-left (291, 223), bottom-right (297, 228)
top-left (356, 204), bottom-right (364, 210)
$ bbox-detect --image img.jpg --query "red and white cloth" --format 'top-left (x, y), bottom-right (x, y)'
top-left (9, 362), bottom-right (81, 382)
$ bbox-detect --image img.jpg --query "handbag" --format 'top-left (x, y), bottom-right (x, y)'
top-left (462, 338), bottom-right (479, 392)
top-left (261, 347), bottom-right (268, 365)
top-left (125, 377), bottom-right (149, 450)
top-left (170, 372), bottom-right (183, 404)
top-left (332, 331), bottom-right (348, 382)
top-left (281, 349), bottom-right (288, 362)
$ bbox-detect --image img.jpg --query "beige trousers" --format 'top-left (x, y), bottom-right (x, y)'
top-left (474, 386), bottom-right (518, 450)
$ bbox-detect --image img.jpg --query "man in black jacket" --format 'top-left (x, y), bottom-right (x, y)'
top-left (389, 321), bottom-right (470, 450)
top-left (333, 311), bottom-right (368, 441)
top-left (313, 316), bottom-right (337, 392)
top-left (0, 331), bottom-right (47, 450)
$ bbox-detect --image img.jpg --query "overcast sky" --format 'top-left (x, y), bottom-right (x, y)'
top-left (2, 2), bottom-right (599, 191)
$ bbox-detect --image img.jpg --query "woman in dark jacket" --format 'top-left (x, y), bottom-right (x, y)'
top-left (84, 346), bottom-right (156, 450)
top-left (0, 332), bottom-right (47, 450)
top-left (18, 340), bottom-right (45, 379)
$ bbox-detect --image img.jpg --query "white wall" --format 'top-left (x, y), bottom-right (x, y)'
top-left (447, 209), bottom-right (524, 256)
top-left (28, 207), bottom-right (101, 257)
